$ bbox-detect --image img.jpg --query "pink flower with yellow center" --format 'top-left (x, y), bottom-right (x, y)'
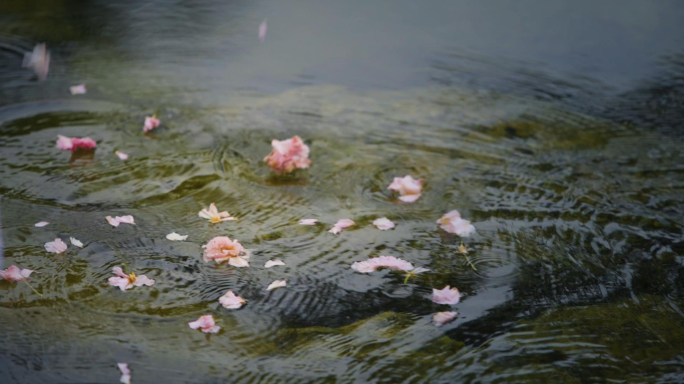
top-left (202, 236), bottom-right (249, 267)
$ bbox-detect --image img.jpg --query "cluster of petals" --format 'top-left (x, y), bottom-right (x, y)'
top-left (56, 135), bottom-right (97, 152)
top-left (372, 217), bottom-right (395, 230)
top-left (219, 290), bottom-right (245, 309)
top-left (264, 259), bottom-right (285, 268)
top-left (329, 219), bottom-right (354, 234)
top-left (188, 315), bottom-right (221, 333)
top-left (263, 135), bottom-right (311, 174)
top-left (388, 175), bottom-right (423, 203)
top-left (432, 311), bottom-right (458, 326)
top-left (436, 210), bottom-right (476, 237)
top-left (23, 43), bottom-right (50, 80)
top-left (106, 215), bottom-right (136, 227)
top-left (108, 266), bottom-right (155, 291)
top-left (298, 218), bottom-right (318, 225)
top-left (202, 236), bottom-right (249, 267)
top-left (45, 238), bottom-right (67, 254)
top-left (198, 203), bottom-right (236, 223)
top-left (115, 151), bottom-right (129, 160)
top-left (432, 286), bottom-right (461, 305)
top-left (35, 221), bottom-right (49, 227)
top-left (0, 265), bottom-right (34, 282)
top-left (118, 363), bottom-right (131, 384)
top-left (166, 232), bottom-right (188, 241)
top-left (143, 115), bottom-right (160, 132)
top-left (351, 255), bottom-right (414, 273)
top-left (267, 280), bottom-right (287, 291)
top-left (69, 84), bottom-right (86, 95)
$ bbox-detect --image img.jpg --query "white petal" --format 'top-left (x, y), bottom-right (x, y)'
top-left (35, 221), bottom-right (49, 227)
top-left (166, 232), bottom-right (188, 241)
top-left (267, 280), bottom-right (287, 290)
top-left (70, 237), bottom-right (84, 248)
top-left (264, 259), bottom-right (285, 268)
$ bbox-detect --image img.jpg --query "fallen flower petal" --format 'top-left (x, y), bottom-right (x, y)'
top-left (70, 237), bottom-right (84, 248)
top-left (398, 194), bottom-right (421, 203)
top-left (259, 19), bottom-right (268, 42)
top-left (132, 274), bottom-right (155, 287)
top-left (437, 210), bottom-right (476, 237)
top-left (108, 267), bottom-right (154, 291)
top-left (45, 238), bottom-right (67, 254)
top-left (0, 265), bottom-right (34, 282)
top-left (432, 311), bottom-right (458, 326)
top-left (70, 84), bottom-right (86, 95)
top-left (34, 221), bottom-right (49, 227)
top-left (202, 236), bottom-right (248, 266)
top-left (115, 151), bottom-right (129, 160)
top-left (264, 259), bottom-right (285, 268)
top-left (388, 175), bottom-right (423, 203)
top-left (189, 314), bottom-right (221, 333)
top-left (219, 290), bottom-right (245, 309)
top-left (106, 216), bottom-right (120, 227)
top-left (263, 135), bottom-right (311, 174)
top-left (23, 43), bottom-right (50, 80)
top-left (351, 255), bottom-right (414, 273)
top-left (143, 115), bottom-right (160, 132)
top-left (329, 219), bottom-right (355, 234)
top-left (298, 218), bottom-right (318, 225)
top-left (198, 203), bottom-right (236, 223)
top-left (432, 286), bottom-right (461, 305)
top-left (106, 215), bottom-right (135, 227)
top-left (372, 217), bottom-right (395, 230)
top-left (166, 232), bottom-right (188, 241)
top-left (267, 280), bottom-right (286, 290)
top-left (118, 363), bottom-right (131, 384)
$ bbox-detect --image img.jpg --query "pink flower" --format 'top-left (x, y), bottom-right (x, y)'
top-left (351, 255), bottom-right (414, 273)
top-left (106, 215), bottom-right (135, 227)
top-left (56, 135), bottom-right (97, 152)
top-left (115, 151), bottom-right (129, 160)
top-left (69, 84), bottom-right (86, 95)
top-left (23, 43), bottom-right (50, 80)
top-left (35, 221), bottom-right (49, 227)
top-left (372, 217), bottom-right (395, 230)
top-left (432, 311), bottom-right (458, 326)
top-left (189, 315), bottom-right (221, 333)
top-left (259, 19), bottom-right (268, 42)
top-left (143, 115), bottom-right (160, 132)
top-left (436, 210), bottom-right (476, 237)
top-left (432, 286), bottom-right (461, 305)
top-left (0, 265), bottom-right (34, 282)
top-left (267, 280), bottom-right (286, 290)
top-left (388, 175), bottom-right (423, 203)
top-left (329, 219), bottom-right (355, 234)
top-left (45, 238), bottom-right (67, 254)
top-left (118, 363), bottom-right (131, 384)
top-left (264, 259), bottom-right (285, 268)
top-left (299, 218), bottom-right (318, 225)
top-left (202, 236), bottom-right (249, 267)
top-left (108, 266), bottom-right (155, 291)
top-left (263, 135), bottom-right (311, 174)
top-left (198, 203), bottom-right (236, 223)
top-left (219, 290), bottom-right (245, 309)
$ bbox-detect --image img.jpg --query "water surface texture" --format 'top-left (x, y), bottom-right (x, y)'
top-left (1, 1), bottom-right (684, 383)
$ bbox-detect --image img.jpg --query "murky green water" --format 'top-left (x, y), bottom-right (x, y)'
top-left (1, 1), bottom-right (684, 383)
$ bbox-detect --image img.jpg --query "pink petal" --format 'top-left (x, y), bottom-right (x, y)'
top-left (372, 217), bottom-right (395, 230)
top-left (108, 276), bottom-right (131, 291)
top-left (267, 280), bottom-right (286, 291)
top-left (437, 211), bottom-right (476, 237)
top-left (112, 266), bottom-right (128, 278)
top-left (259, 19), bottom-right (267, 42)
top-left (351, 255), bottom-right (414, 273)
top-left (228, 256), bottom-right (249, 268)
top-left (106, 216), bottom-right (120, 227)
top-left (23, 43), bottom-right (50, 80)
top-left (432, 286), bottom-right (461, 305)
top-left (115, 151), bottom-right (129, 160)
top-left (118, 363), bottom-right (131, 384)
top-left (298, 219), bottom-right (318, 225)
top-left (398, 194), bottom-right (421, 203)
top-left (189, 314), bottom-right (219, 333)
top-left (56, 135), bottom-right (73, 150)
top-left (432, 311), bottom-right (458, 326)
top-left (132, 274), bottom-right (155, 287)
top-left (329, 219), bottom-right (354, 234)
top-left (69, 84), bottom-right (86, 95)
top-left (117, 215), bottom-right (135, 225)
top-left (219, 290), bottom-right (245, 309)
top-left (35, 221), bottom-right (49, 227)
top-left (264, 259), bottom-right (285, 268)
top-left (0, 265), bottom-right (33, 282)
top-left (44, 238), bottom-right (67, 254)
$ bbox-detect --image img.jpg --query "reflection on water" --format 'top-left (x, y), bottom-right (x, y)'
top-left (1, 0), bottom-right (684, 382)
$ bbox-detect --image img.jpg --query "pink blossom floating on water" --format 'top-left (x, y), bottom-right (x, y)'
top-left (56, 135), bottom-right (97, 152)
top-left (0, 265), bottom-right (34, 282)
top-left (166, 232), bottom-right (188, 241)
top-left (329, 219), bottom-right (354, 234)
top-left (198, 203), bottom-right (236, 223)
top-left (267, 280), bottom-right (286, 291)
top-left (108, 266), bottom-right (155, 291)
top-left (69, 84), bottom-right (86, 95)
top-left (388, 175), bottom-right (423, 203)
top-left (44, 238), bottom-right (67, 254)
top-left (263, 135), bottom-right (311, 174)
top-left (372, 217), bottom-right (395, 230)
top-left (351, 255), bottom-right (414, 273)
top-left (432, 311), bottom-right (458, 326)
top-left (259, 19), bottom-right (268, 42)
top-left (436, 210), bottom-right (476, 237)
top-left (118, 363), bottom-right (131, 384)
top-left (70, 237), bottom-right (84, 248)
top-left (264, 259), bottom-right (285, 268)
top-left (106, 215), bottom-right (135, 227)
top-left (189, 315), bottom-right (221, 333)
top-left (219, 290), bottom-right (245, 309)
top-left (202, 236), bottom-right (249, 267)
top-left (115, 151), bottom-right (129, 160)
top-left (22, 43), bottom-right (50, 80)
top-left (143, 115), bottom-right (160, 132)
top-left (432, 286), bottom-right (461, 305)
top-left (299, 218), bottom-right (318, 225)
top-left (35, 221), bottom-right (49, 227)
